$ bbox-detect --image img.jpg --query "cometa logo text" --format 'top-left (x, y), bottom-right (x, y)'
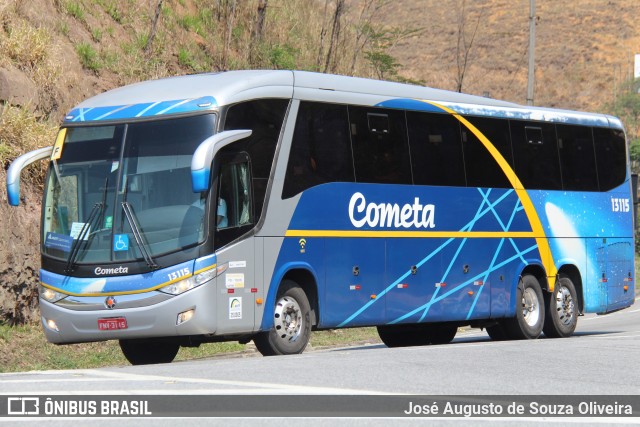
top-left (95, 266), bottom-right (129, 275)
top-left (348, 192), bottom-right (436, 229)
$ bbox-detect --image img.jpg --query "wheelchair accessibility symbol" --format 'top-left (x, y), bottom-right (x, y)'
top-left (114, 234), bottom-right (129, 252)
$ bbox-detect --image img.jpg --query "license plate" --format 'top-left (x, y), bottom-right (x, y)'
top-left (98, 317), bottom-right (128, 331)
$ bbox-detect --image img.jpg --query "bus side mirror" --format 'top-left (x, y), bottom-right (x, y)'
top-left (6, 146), bottom-right (53, 206)
top-left (191, 129), bottom-right (252, 192)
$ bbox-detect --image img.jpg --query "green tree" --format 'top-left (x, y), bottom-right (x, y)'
top-left (364, 26), bottom-right (420, 81)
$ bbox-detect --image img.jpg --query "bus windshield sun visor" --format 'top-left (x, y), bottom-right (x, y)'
top-left (191, 129), bottom-right (252, 192)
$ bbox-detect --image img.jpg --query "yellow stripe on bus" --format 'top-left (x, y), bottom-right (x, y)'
top-left (425, 101), bottom-right (557, 289)
top-left (286, 230), bottom-right (536, 239)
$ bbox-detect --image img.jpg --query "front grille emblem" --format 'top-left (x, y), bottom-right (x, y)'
top-left (105, 296), bottom-right (116, 309)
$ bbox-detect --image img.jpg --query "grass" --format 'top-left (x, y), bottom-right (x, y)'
top-left (0, 105), bottom-right (58, 180)
top-left (0, 323), bottom-right (380, 373)
top-left (0, 19), bottom-right (51, 70)
top-left (64, 1), bottom-right (85, 21)
top-left (75, 42), bottom-right (100, 72)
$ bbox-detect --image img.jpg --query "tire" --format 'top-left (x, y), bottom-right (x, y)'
top-left (254, 280), bottom-right (311, 356)
top-left (504, 274), bottom-right (545, 339)
top-left (425, 324), bottom-right (458, 344)
top-left (119, 339), bottom-right (179, 365)
top-left (485, 322), bottom-right (508, 341)
top-left (377, 324), bottom-right (431, 348)
top-left (543, 275), bottom-right (578, 338)
top-left (377, 323), bottom-right (457, 347)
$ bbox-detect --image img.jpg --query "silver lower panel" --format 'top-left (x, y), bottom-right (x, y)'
top-left (40, 282), bottom-right (222, 344)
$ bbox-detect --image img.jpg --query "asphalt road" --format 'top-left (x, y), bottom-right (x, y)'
top-left (1, 297), bottom-right (639, 425)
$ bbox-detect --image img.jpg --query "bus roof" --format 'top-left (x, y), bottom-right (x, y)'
top-left (64, 70), bottom-right (622, 129)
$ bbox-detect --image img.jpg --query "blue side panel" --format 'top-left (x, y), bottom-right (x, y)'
top-left (64, 96), bottom-right (217, 123)
top-left (268, 179), bottom-right (634, 329)
top-left (324, 238), bottom-right (385, 327)
top-left (288, 183), bottom-right (531, 233)
top-left (528, 183), bottom-right (635, 312)
top-left (270, 183), bottom-right (544, 328)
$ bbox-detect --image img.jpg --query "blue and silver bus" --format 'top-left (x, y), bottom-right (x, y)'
top-left (7, 70), bottom-right (635, 364)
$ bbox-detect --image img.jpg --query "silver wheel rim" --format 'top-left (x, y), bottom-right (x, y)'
top-left (274, 295), bottom-right (303, 343)
top-left (555, 285), bottom-right (575, 326)
top-left (521, 287), bottom-right (540, 327)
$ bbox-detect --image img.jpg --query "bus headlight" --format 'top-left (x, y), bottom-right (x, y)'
top-left (39, 284), bottom-right (67, 303)
top-left (159, 268), bottom-right (217, 295)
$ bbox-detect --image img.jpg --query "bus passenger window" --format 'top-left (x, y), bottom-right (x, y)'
top-left (594, 127), bottom-right (626, 191)
top-left (407, 111), bottom-right (465, 187)
top-left (511, 121), bottom-right (562, 190)
top-left (463, 116), bottom-right (514, 189)
top-left (349, 106), bottom-right (412, 185)
top-left (557, 124), bottom-right (598, 191)
top-left (282, 102), bottom-right (354, 198)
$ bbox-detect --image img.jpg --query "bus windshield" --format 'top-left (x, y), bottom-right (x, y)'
top-left (42, 114), bottom-right (216, 265)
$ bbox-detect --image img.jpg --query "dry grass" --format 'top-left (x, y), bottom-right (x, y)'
top-left (0, 19), bottom-right (50, 70)
top-left (376, 0), bottom-right (640, 113)
top-left (0, 105), bottom-right (57, 182)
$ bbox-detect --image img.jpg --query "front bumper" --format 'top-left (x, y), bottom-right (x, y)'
top-left (40, 281), bottom-right (218, 344)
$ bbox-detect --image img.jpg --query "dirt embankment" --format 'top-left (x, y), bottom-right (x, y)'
top-left (0, 169), bottom-right (42, 324)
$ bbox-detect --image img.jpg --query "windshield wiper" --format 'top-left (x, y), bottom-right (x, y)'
top-left (121, 201), bottom-right (158, 270)
top-left (64, 178), bottom-right (108, 273)
top-left (64, 202), bottom-right (103, 273)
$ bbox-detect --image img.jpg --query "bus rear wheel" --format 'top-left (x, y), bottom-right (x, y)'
top-left (543, 275), bottom-right (578, 338)
top-left (119, 338), bottom-right (179, 365)
top-left (504, 274), bottom-right (545, 339)
top-left (254, 280), bottom-right (311, 356)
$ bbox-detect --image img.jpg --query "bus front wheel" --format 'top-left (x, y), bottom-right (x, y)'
top-left (119, 338), bottom-right (179, 365)
top-left (254, 280), bottom-right (311, 356)
top-left (543, 275), bottom-right (578, 338)
top-left (504, 274), bottom-right (545, 339)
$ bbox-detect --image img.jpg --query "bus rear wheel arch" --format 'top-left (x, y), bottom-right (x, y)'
top-left (254, 279), bottom-right (312, 356)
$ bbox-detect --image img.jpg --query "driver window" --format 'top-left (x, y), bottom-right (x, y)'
top-left (217, 160), bottom-right (252, 231)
